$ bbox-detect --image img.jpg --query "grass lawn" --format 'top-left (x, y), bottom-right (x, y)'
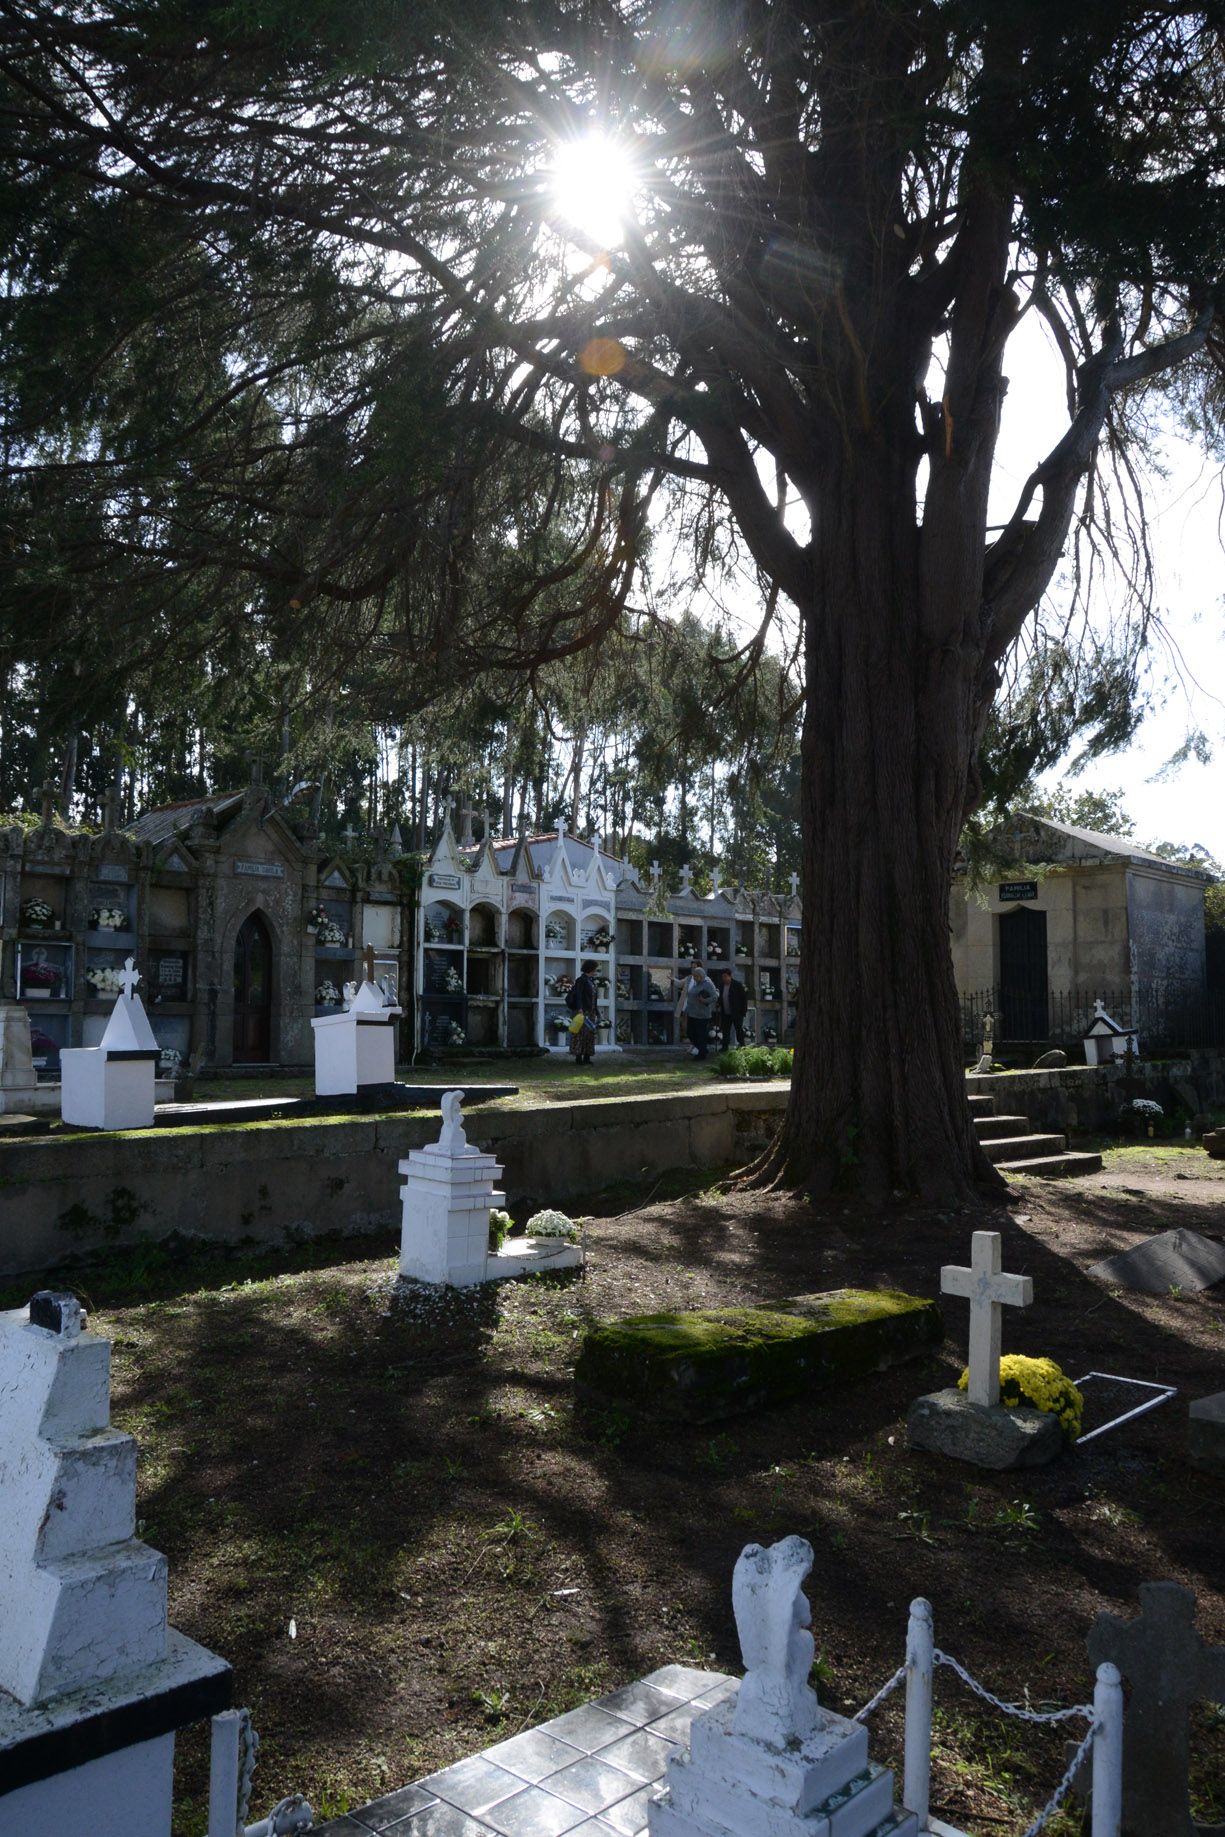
top-left (50, 1150), bottom-right (1225, 1836)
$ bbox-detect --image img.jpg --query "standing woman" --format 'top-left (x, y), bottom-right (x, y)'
top-left (568, 958), bottom-right (600, 1066)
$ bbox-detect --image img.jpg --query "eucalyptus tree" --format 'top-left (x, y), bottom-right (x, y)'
top-left (3, 0), bottom-right (1225, 1197)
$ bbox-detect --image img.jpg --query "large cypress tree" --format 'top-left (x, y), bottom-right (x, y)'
top-left (3, 0), bottom-right (1224, 1196)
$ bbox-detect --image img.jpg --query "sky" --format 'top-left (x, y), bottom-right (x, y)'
top-left (992, 314), bottom-right (1225, 863)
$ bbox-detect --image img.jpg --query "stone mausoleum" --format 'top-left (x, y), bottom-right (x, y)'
top-left (950, 812), bottom-right (1210, 1041)
top-left (1, 785), bottom-right (801, 1077)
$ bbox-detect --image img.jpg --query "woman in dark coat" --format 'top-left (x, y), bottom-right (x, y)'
top-left (567, 958), bottom-right (600, 1065)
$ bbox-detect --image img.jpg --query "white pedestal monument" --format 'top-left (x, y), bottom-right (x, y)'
top-left (649, 1535), bottom-right (917, 1837)
top-left (398, 1093), bottom-right (583, 1287)
top-left (0, 1291), bottom-right (230, 1837)
top-left (312, 952), bottom-right (402, 1096)
top-left (0, 1000), bottom-right (57, 1115)
top-left (59, 958), bottom-right (160, 1131)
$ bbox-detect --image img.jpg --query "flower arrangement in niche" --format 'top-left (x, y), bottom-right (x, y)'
top-left (546, 973), bottom-right (574, 997)
top-left (707, 940), bottom-right (724, 959)
top-left (429, 1015), bottom-right (466, 1046)
top-left (313, 915), bottom-right (346, 946)
top-left (19, 897), bottom-right (54, 930)
top-left (679, 940), bottom-right (696, 959)
top-left (526, 1208), bottom-right (579, 1241)
top-left (583, 926), bottom-right (612, 952)
top-left (315, 980), bottom-right (342, 1005)
top-left (442, 966), bottom-right (464, 994)
top-left (306, 904), bottom-right (327, 933)
top-left (23, 960), bottom-right (62, 990)
top-left (544, 920), bottom-right (567, 946)
top-left (735, 939), bottom-right (750, 957)
top-left (762, 1026), bottom-right (779, 1045)
top-left (958, 1355), bottom-right (1083, 1441)
top-left (90, 906), bottom-right (127, 931)
top-left (158, 1046), bottom-right (182, 1072)
top-left (85, 965), bottom-right (124, 996)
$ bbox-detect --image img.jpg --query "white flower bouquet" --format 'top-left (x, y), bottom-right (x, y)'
top-left (526, 1208), bottom-right (579, 1241)
top-left (90, 906), bottom-right (127, 931)
top-left (20, 897), bottom-right (55, 930)
top-left (85, 965), bottom-right (124, 996)
top-left (315, 916), bottom-right (346, 946)
top-left (315, 980), bottom-right (342, 1005)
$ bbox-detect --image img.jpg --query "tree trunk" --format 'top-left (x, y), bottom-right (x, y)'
top-left (767, 462), bottom-right (1004, 1204)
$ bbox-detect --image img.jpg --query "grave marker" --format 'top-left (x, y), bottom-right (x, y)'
top-left (940, 1230), bottom-right (1032, 1406)
top-left (1087, 1581), bottom-right (1225, 1837)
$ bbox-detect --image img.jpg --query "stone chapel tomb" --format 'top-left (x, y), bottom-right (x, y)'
top-left (59, 956), bottom-right (160, 1131)
top-left (648, 1534), bottom-right (917, 1837)
top-left (0, 1292), bottom-right (230, 1837)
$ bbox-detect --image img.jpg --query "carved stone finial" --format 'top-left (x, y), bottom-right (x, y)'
top-left (438, 1089), bottom-right (468, 1153)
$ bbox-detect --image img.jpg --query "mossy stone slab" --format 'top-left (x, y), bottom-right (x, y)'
top-left (575, 1287), bottom-right (942, 1423)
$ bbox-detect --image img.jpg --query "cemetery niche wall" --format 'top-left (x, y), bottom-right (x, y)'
top-left (1, 790), bottom-right (800, 1076)
top-left (950, 812), bottom-right (1211, 1051)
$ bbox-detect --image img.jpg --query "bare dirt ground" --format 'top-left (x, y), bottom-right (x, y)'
top-left (63, 1143), bottom-right (1225, 1834)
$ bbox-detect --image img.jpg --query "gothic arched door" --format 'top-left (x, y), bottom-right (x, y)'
top-left (233, 911), bottom-right (274, 1062)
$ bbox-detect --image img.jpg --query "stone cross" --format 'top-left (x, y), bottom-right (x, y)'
top-left (117, 956), bottom-right (141, 1001)
top-left (1087, 1581), bottom-right (1225, 1836)
top-left (40, 778), bottom-right (57, 828)
top-left (940, 1231), bottom-right (1032, 1407)
top-left (679, 862), bottom-right (692, 893)
top-left (102, 783), bottom-right (121, 834)
top-left (650, 859), bottom-right (661, 886)
top-left (788, 872), bottom-right (800, 898)
top-left (711, 863), bottom-right (721, 893)
top-left (731, 1536), bottom-right (820, 1747)
top-left (974, 1010), bottom-right (995, 1074)
top-left (342, 823), bottom-right (358, 848)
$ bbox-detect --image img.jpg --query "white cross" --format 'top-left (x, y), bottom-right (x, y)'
top-left (650, 859), bottom-right (661, 885)
top-left (940, 1231), bottom-right (1032, 1407)
top-left (118, 956), bottom-right (141, 1001)
top-left (789, 872), bottom-right (800, 898)
top-left (711, 864), bottom-right (721, 892)
top-left (342, 823), bottom-right (358, 847)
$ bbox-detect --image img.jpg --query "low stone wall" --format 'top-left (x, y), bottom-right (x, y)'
top-left (966, 1049), bottom-right (1225, 1135)
top-left (0, 1085), bottom-right (788, 1278)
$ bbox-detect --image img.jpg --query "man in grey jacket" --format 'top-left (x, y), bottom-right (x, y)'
top-left (677, 961), bottom-right (719, 1059)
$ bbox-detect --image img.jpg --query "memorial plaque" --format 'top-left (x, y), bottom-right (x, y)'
top-left (235, 859), bottom-right (285, 879)
top-left (998, 881), bottom-right (1038, 902)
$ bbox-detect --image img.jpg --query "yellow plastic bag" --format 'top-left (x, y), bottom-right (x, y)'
top-left (569, 1012), bottom-right (587, 1035)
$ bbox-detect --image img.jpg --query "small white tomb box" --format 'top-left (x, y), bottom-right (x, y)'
top-left (60, 959), bottom-right (159, 1131)
top-left (312, 972), bottom-right (401, 1096)
top-left (1084, 999), bottom-right (1138, 1066)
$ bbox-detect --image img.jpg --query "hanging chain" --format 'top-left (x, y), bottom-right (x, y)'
top-left (236, 1707), bottom-right (260, 1834)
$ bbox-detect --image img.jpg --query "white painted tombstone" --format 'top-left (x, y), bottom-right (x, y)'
top-left (941, 1230), bottom-right (1032, 1406)
top-left (312, 946), bottom-right (402, 1096)
top-left (398, 1094), bottom-right (582, 1287)
top-left (59, 957), bottom-right (159, 1130)
top-left (1084, 998), bottom-right (1138, 1065)
top-left (398, 1090), bottom-right (505, 1286)
top-left (649, 1535), bottom-right (917, 1837)
top-left (0, 1291), bottom-right (230, 1837)
top-left (907, 1230), bottom-right (1062, 1469)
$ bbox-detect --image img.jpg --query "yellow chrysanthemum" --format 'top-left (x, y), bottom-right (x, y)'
top-left (958, 1355), bottom-right (1083, 1440)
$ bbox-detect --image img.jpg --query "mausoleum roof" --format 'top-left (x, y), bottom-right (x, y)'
top-left (126, 791), bottom-right (245, 843)
top-left (1014, 813), bottom-right (1213, 881)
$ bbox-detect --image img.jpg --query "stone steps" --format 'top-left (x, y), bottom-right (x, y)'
top-left (999, 1150), bottom-right (1104, 1178)
top-left (980, 1131), bottom-right (1070, 1164)
top-left (970, 1093), bottom-right (1100, 1179)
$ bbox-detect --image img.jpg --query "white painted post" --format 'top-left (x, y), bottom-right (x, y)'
top-left (209, 1709), bottom-right (242, 1837)
top-left (1090, 1662), bottom-right (1124, 1837)
top-left (903, 1596), bottom-right (934, 1829)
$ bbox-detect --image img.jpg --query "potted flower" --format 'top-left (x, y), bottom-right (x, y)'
top-left (544, 920), bottom-right (567, 946)
top-left (315, 979), bottom-right (342, 1006)
top-left (158, 1046), bottom-right (182, 1075)
top-left (489, 1207), bottom-right (513, 1252)
top-left (735, 940), bottom-right (750, 957)
top-left (526, 1208), bottom-right (579, 1242)
top-left (90, 905), bottom-right (128, 932)
top-left (443, 966), bottom-right (464, 994)
top-left (306, 904), bottom-right (327, 935)
top-left (707, 941), bottom-right (723, 959)
top-left (958, 1356), bottom-right (1083, 1441)
top-left (19, 897), bottom-right (55, 931)
top-left (85, 964), bottom-right (123, 997)
top-left (762, 1026), bottom-right (778, 1044)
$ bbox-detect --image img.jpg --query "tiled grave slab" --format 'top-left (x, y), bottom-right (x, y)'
top-left (311, 1671), bottom-right (730, 1837)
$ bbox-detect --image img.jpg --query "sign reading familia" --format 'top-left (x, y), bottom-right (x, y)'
top-left (234, 859), bottom-right (286, 879)
top-left (998, 880), bottom-right (1038, 902)
top-left (429, 873), bottom-right (462, 889)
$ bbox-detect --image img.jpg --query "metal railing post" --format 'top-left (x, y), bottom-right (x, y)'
top-left (209, 1709), bottom-right (243, 1837)
top-left (903, 1597), bottom-right (934, 1828)
top-left (1090, 1661), bottom-right (1123, 1837)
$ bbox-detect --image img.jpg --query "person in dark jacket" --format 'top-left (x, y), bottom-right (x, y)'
top-left (566, 958), bottom-right (599, 1065)
top-left (717, 968), bottom-right (748, 1051)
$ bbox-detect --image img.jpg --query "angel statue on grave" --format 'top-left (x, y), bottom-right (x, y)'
top-left (731, 1535), bottom-right (822, 1747)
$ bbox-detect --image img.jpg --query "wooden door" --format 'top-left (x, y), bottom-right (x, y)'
top-left (999, 906), bottom-right (1048, 1043)
top-left (233, 912), bottom-right (273, 1062)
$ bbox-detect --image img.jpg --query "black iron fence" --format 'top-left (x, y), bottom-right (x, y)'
top-left (960, 981), bottom-right (1225, 1054)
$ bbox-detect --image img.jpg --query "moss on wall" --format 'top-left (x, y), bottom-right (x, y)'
top-left (575, 1287), bottom-right (942, 1423)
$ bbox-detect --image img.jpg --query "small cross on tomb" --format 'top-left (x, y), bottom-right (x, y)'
top-left (788, 871), bottom-right (800, 898)
top-left (342, 823), bottom-right (358, 848)
top-left (650, 859), bottom-right (661, 886)
top-left (1088, 1581), bottom-right (1225, 1836)
top-left (117, 956), bottom-right (141, 1001)
top-left (941, 1230), bottom-right (1032, 1407)
top-left (679, 861), bottom-right (692, 892)
top-left (40, 778), bottom-right (58, 828)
